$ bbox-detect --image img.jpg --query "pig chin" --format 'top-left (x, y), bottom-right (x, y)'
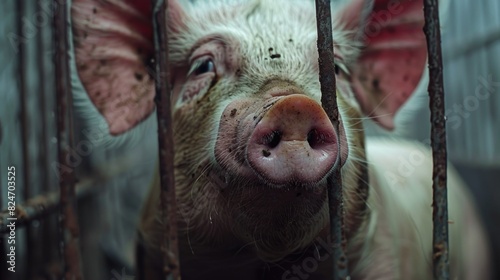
top-left (209, 167), bottom-right (330, 262)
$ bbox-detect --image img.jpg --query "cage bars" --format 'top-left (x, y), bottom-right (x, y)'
top-left (53, 0), bottom-right (84, 278)
top-left (423, 0), bottom-right (450, 279)
top-left (0, 0), bottom-right (450, 279)
top-left (37, 0), bottom-right (55, 268)
top-left (16, 0), bottom-right (37, 277)
top-left (152, 0), bottom-right (181, 279)
top-left (314, 0), bottom-right (349, 279)
top-left (0, 171), bottom-right (122, 234)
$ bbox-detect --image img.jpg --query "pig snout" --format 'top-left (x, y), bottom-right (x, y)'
top-left (247, 95), bottom-right (338, 185)
top-left (215, 93), bottom-right (339, 186)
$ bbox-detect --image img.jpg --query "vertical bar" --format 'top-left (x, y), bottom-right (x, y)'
top-left (423, 1), bottom-right (449, 279)
top-left (17, 0), bottom-right (29, 203)
top-left (314, 0), bottom-right (349, 279)
top-left (152, 0), bottom-right (181, 279)
top-left (38, 0), bottom-right (54, 267)
top-left (16, 0), bottom-right (37, 277)
top-left (53, 0), bottom-right (84, 279)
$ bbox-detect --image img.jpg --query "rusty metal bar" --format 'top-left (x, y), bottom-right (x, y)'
top-left (152, 0), bottom-right (181, 279)
top-left (53, 0), bottom-right (84, 279)
top-left (0, 153), bottom-right (144, 234)
top-left (37, 0), bottom-right (55, 265)
top-left (423, 1), bottom-right (450, 279)
top-left (314, 0), bottom-right (349, 279)
top-left (0, 174), bottom-right (109, 234)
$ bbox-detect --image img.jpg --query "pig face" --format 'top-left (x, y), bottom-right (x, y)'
top-left (72, 0), bottom-right (430, 262)
top-left (167, 2), bottom-right (361, 261)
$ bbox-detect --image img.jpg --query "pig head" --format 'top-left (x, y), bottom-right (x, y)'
top-left (71, 0), bottom-right (490, 279)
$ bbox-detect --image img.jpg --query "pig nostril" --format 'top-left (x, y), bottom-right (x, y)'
top-left (264, 130), bottom-right (282, 149)
top-left (307, 129), bottom-right (317, 148)
top-left (307, 129), bottom-right (327, 149)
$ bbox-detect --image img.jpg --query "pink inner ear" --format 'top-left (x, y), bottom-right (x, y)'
top-left (72, 0), bottom-right (155, 135)
top-left (341, 0), bottom-right (428, 130)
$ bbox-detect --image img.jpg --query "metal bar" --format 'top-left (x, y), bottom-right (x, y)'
top-left (16, 0), bottom-right (38, 277)
top-left (53, 0), bottom-right (84, 279)
top-left (152, 1), bottom-right (180, 279)
top-left (423, 1), bottom-right (449, 279)
top-left (0, 153), bottom-right (147, 234)
top-left (314, 0), bottom-right (349, 279)
top-left (37, 0), bottom-right (54, 265)
top-left (0, 175), bottom-right (107, 234)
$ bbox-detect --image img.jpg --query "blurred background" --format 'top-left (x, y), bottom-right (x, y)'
top-left (0, 0), bottom-right (499, 279)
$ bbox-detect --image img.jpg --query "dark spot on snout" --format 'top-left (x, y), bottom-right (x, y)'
top-left (268, 47), bottom-right (274, 52)
top-left (372, 79), bottom-right (380, 90)
top-left (134, 72), bottom-right (144, 81)
top-left (262, 149), bottom-right (271, 157)
top-left (93, 7), bottom-right (97, 14)
top-left (100, 59), bottom-right (107, 65)
top-left (230, 109), bottom-right (237, 117)
top-left (289, 39), bottom-right (293, 43)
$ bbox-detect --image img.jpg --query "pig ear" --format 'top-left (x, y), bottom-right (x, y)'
top-left (337, 0), bottom-right (428, 130)
top-left (71, 0), bottom-right (186, 135)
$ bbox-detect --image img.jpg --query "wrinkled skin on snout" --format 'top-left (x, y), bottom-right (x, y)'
top-left (71, 0), bottom-right (491, 279)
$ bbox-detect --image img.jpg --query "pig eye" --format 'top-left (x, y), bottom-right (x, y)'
top-left (334, 62), bottom-right (350, 77)
top-left (177, 57), bottom-right (217, 106)
top-left (188, 58), bottom-right (216, 77)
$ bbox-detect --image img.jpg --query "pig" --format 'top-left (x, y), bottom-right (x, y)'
top-left (71, 0), bottom-right (492, 279)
